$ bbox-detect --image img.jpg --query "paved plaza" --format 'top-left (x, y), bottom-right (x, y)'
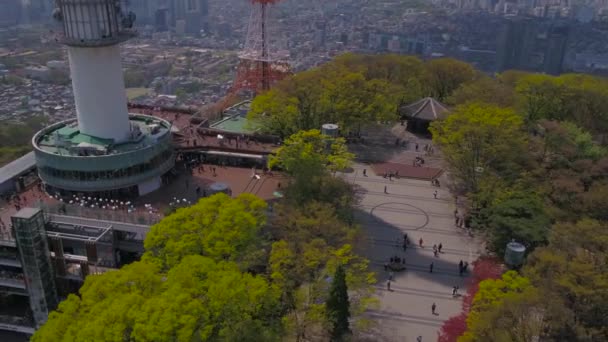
top-left (343, 161), bottom-right (483, 342)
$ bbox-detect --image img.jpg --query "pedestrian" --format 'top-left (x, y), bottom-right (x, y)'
top-left (387, 280), bottom-right (391, 291)
top-left (438, 243), bottom-right (443, 253)
top-left (419, 238), bottom-right (423, 247)
top-left (433, 190), bottom-right (438, 199)
top-left (463, 262), bottom-right (469, 273)
top-left (452, 286), bottom-right (458, 296)
top-left (459, 260), bottom-right (464, 269)
top-left (415, 143), bottom-right (419, 151)
top-left (384, 185), bottom-right (387, 194)
top-left (434, 249), bottom-right (438, 257)
top-left (429, 262), bottom-right (434, 273)
top-left (433, 244), bottom-right (437, 252)
top-left (431, 303), bottom-right (437, 315)
top-left (402, 257), bottom-right (406, 265)
top-left (363, 169), bottom-right (367, 176)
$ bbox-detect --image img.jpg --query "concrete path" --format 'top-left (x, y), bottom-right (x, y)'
top-left (343, 162), bottom-right (483, 342)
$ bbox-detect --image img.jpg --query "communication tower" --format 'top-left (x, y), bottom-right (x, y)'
top-left (231, 0), bottom-right (290, 95)
top-left (32, 0), bottom-right (175, 197)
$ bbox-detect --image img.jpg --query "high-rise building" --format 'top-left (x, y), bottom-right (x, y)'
top-left (21, 0), bottom-right (53, 24)
top-left (155, 8), bottom-right (171, 32)
top-left (496, 17), bottom-right (537, 72)
top-left (129, 0), bottom-right (154, 25)
top-left (0, 0), bottom-right (21, 27)
top-left (543, 25), bottom-right (569, 75)
top-left (169, 0), bottom-right (208, 35)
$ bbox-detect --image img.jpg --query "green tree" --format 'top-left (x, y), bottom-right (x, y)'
top-left (318, 72), bottom-right (402, 133)
top-left (477, 191), bottom-right (550, 255)
top-left (580, 182), bottom-right (608, 220)
top-left (524, 220), bottom-right (608, 340)
top-left (461, 287), bottom-right (545, 342)
top-left (447, 76), bottom-right (515, 108)
top-left (269, 130), bottom-right (354, 210)
top-left (32, 257), bottom-right (281, 342)
top-left (515, 74), bottom-right (568, 123)
top-left (175, 87), bottom-right (187, 102)
top-left (32, 261), bottom-right (163, 342)
top-left (334, 53), bottom-right (425, 86)
top-left (514, 73), bottom-right (608, 133)
top-left (269, 239), bottom-right (299, 307)
top-left (0, 74), bottom-right (25, 85)
top-left (430, 102), bottom-right (527, 194)
top-left (249, 54), bottom-right (418, 137)
top-left (269, 129), bottom-right (353, 176)
top-left (143, 193), bottom-right (267, 271)
top-left (424, 58), bottom-right (475, 100)
top-left (248, 89), bottom-right (300, 138)
top-left (467, 271), bottom-right (532, 321)
top-left (124, 69), bottom-right (147, 87)
top-left (326, 266), bottom-right (350, 341)
top-left (131, 256), bottom-right (281, 342)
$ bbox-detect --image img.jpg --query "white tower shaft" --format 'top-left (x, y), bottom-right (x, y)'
top-left (54, 0), bottom-right (137, 143)
top-left (68, 45), bottom-right (131, 142)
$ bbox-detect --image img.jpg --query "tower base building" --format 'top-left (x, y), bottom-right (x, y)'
top-left (33, 115), bottom-right (174, 197)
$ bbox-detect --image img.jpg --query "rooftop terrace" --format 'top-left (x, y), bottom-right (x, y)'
top-left (34, 115), bottom-right (172, 157)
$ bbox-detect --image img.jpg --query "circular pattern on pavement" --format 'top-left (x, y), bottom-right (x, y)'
top-left (370, 202), bottom-right (430, 230)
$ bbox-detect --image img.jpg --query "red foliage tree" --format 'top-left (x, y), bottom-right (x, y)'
top-left (437, 257), bottom-right (502, 342)
top-left (437, 312), bottom-right (467, 342)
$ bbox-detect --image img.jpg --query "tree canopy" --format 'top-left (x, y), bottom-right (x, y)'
top-left (143, 193), bottom-right (268, 271)
top-left (426, 59), bottom-right (608, 342)
top-left (32, 257), bottom-right (281, 342)
top-left (248, 54), bottom-right (479, 138)
top-left (326, 266), bottom-right (351, 340)
top-left (430, 102), bottom-right (527, 194)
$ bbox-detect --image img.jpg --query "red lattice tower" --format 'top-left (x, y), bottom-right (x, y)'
top-left (231, 0), bottom-right (290, 95)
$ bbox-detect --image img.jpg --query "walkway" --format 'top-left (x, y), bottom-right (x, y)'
top-left (343, 162), bottom-right (483, 341)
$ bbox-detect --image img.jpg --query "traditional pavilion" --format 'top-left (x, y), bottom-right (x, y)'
top-left (400, 97), bottom-right (450, 135)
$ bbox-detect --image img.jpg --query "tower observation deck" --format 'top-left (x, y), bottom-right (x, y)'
top-left (31, 1), bottom-right (175, 197)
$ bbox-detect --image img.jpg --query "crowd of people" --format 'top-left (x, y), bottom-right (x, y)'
top-left (383, 233), bottom-right (469, 295)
